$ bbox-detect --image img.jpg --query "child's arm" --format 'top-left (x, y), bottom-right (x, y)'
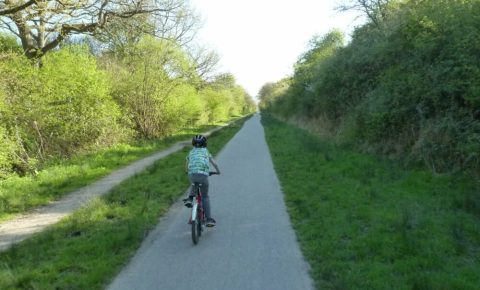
top-left (209, 157), bottom-right (220, 174)
top-left (185, 158), bottom-right (189, 174)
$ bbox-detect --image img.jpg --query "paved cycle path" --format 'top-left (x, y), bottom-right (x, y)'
top-left (107, 114), bottom-right (314, 290)
top-left (0, 125), bottom-right (229, 252)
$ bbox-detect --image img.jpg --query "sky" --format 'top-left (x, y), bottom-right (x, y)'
top-left (189, 0), bottom-right (366, 100)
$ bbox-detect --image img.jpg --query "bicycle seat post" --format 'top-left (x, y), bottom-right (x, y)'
top-left (192, 182), bottom-right (203, 196)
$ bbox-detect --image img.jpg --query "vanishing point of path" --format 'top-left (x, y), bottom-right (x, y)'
top-left (108, 114), bottom-right (314, 290)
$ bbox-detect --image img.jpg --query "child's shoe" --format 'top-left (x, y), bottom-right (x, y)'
top-left (206, 218), bottom-right (216, 227)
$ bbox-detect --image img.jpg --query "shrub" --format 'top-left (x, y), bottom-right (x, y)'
top-left (261, 0), bottom-right (480, 173)
top-left (0, 47), bottom-right (122, 173)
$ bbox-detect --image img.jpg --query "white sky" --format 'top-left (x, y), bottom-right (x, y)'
top-left (189, 0), bottom-right (365, 100)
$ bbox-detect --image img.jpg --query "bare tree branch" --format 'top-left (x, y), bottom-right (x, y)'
top-left (1, 0), bottom-right (197, 58)
top-left (336, 0), bottom-right (394, 26)
top-left (0, 18), bottom-right (20, 36)
top-left (0, 0), bottom-right (36, 16)
top-left (189, 45), bottom-right (219, 81)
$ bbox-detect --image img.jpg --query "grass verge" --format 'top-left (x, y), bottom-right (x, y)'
top-left (261, 114), bottom-right (480, 290)
top-left (0, 116), bottom-right (243, 222)
top-left (0, 115), bottom-right (250, 289)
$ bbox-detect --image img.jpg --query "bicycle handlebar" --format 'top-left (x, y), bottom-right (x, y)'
top-left (185, 171), bottom-right (220, 176)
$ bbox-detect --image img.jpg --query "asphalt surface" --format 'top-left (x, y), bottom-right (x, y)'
top-left (107, 114), bottom-right (314, 290)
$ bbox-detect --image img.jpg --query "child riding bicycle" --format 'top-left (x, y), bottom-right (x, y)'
top-left (184, 134), bottom-right (220, 227)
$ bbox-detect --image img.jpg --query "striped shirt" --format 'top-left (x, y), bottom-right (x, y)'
top-left (186, 148), bottom-right (212, 176)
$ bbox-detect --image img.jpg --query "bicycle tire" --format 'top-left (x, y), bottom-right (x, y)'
top-left (192, 210), bottom-right (200, 245)
top-left (197, 215), bottom-right (203, 237)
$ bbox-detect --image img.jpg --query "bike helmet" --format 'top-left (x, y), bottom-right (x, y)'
top-left (192, 134), bottom-right (207, 147)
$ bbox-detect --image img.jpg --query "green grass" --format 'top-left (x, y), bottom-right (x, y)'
top-left (0, 115), bottom-right (250, 289)
top-left (0, 118), bottom-right (242, 222)
top-left (261, 114), bottom-right (480, 290)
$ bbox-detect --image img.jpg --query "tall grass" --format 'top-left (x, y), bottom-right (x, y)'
top-left (261, 114), bottom-right (480, 290)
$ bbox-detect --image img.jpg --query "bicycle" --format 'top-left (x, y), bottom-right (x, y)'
top-left (188, 171), bottom-right (219, 245)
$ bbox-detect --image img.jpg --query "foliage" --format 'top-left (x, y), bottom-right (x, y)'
top-left (106, 37), bottom-right (255, 138)
top-left (107, 37), bottom-right (198, 138)
top-left (0, 125), bottom-right (16, 178)
top-left (337, 0), bottom-right (404, 26)
top-left (260, 30), bottom-right (345, 118)
top-left (0, 33), bottom-right (254, 177)
top-left (0, 33), bottom-right (21, 53)
top-left (261, 0), bottom-right (480, 174)
top-left (0, 0), bottom-right (254, 185)
top-left (37, 47), bottom-right (123, 152)
top-left (0, 47), bottom-right (125, 175)
top-left (258, 79), bottom-right (290, 110)
top-left (196, 73), bottom-right (255, 122)
top-left (199, 87), bottom-right (231, 122)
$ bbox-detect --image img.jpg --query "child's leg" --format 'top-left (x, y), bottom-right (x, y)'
top-left (190, 174), bottom-right (210, 218)
top-left (203, 195), bottom-right (211, 219)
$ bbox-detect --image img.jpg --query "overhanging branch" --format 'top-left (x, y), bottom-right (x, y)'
top-left (0, 0), bottom-right (36, 16)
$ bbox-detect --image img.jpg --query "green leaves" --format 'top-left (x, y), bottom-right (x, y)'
top-left (105, 39), bottom-right (254, 139)
top-left (0, 46), bottom-right (123, 175)
top-left (37, 47), bottom-right (121, 153)
top-left (0, 34), bottom-right (21, 53)
top-left (107, 38), bottom-right (190, 138)
top-left (0, 32), bottom-right (255, 178)
top-left (261, 0), bottom-right (480, 174)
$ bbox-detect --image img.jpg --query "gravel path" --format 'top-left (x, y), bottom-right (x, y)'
top-left (107, 114), bottom-right (314, 290)
top-left (0, 126), bottom-right (227, 252)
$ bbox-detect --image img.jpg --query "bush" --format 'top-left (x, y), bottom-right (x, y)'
top-left (36, 47), bottom-right (122, 154)
top-left (0, 34), bottom-right (21, 53)
top-left (199, 88), bottom-right (230, 123)
top-left (108, 37), bottom-right (203, 138)
top-left (0, 125), bottom-right (16, 178)
top-left (261, 0), bottom-right (480, 174)
top-left (0, 47), bottom-right (122, 173)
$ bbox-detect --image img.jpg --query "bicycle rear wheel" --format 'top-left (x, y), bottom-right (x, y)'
top-left (198, 211), bottom-right (203, 237)
top-left (191, 211), bottom-right (200, 245)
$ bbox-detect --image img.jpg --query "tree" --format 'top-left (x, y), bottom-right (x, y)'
top-left (93, 2), bottom-right (199, 56)
top-left (108, 36), bottom-right (198, 138)
top-left (263, 0), bottom-right (480, 174)
top-left (336, 0), bottom-right (400, 25)
top-left (242, 93), bottom-right (256, 114)
top-left (188, 44), bottom-right (220, 85)
top-left (0, 0), bottom-right (35, 16)
top-left (258, 79), bottom-right (290, 110)
top-left (201, 72), bottom-right (256, 118)
top-left (200, 87), bottom-right (229, 123)
top-left (210, 73), bottom-right (236, 90)
top-left (0, 0), bottom-right (194, 58)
